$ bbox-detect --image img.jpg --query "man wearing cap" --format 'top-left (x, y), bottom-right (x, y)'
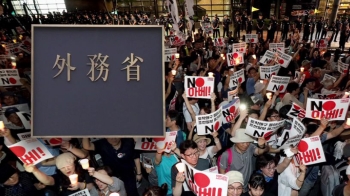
top-left (219, 130), bottom-right (268, 192)
top-left (226, 171), bottom-right (244, 196)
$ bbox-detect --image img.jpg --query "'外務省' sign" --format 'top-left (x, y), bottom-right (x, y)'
top-left (32, 25), bottom-right (165, 137)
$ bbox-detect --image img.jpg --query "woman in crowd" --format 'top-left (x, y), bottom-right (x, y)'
top-left (193, 132), bottom-right (221, 166)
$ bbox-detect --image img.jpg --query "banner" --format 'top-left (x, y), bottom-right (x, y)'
top-left (0, 69), bottom-right (21, 86)
top-left (68, 189), bottom-right (90, 196)
top-left (245, 117), bottom-right (285, 138)
top-left (245, 34), bottom-right (258, 43)
top-left (320, 74), bottom-right (336, 85)
top-left (213, 38), bottom-right (225, 47)
top-left (294, 136), bottom-right (326, 165)
top-left (259, 65), bottom-right (280, 79)
top-left (269, 43), bottom-right (285, 53)
top-left (266, 75), bottom-right (290, 93)
top-left (184, 0), bottom-right (195, 35)
top-left (286, 103), bottom-right (306, 120)
top-left (181, 159), bottom-right (228, 196)
top-left (8, 138), bottom-right (53, 165)
top-left (276, 50), bottom-right (292, 68)
top-left (228, 69), bottom-right (245, 88)
top-left (227, 52), bottom-right (244, 66)
top-left (17, 132), bottom-right (31, 141)
top-left (164, 48), bottom-right (177, 62)
top-left (232, 43), bottom-right (246, 53)
top-left (185, 76), bottom-right (214, 99)
top-left (259, 50), bottom-right (276, 64)
top-left (221, 98), bottom-right (240, 124)
top-left (166, 0), bottom-right (180, 31)
top-left (135, 131), bottom-right (177, 151)
top-left (196, 108), bottom-right (222, 135)
top-left (305, 98), bottom-right (350, 121)
top-left (338, 60), bottom-right (349, 74)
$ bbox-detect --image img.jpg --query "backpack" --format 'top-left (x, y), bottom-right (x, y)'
top-left (217, 148), bottom-right (233, 173)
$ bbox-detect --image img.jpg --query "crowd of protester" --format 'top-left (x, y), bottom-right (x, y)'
top-left (1, 8), bottom-right (350, 196)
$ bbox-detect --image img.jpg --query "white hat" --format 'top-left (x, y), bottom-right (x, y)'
top-left (230, 129), bottom-right (254, 143)
top-left (226, 171), bottom-right (244, 185)
top-left (254, 82), bottom-right (265, 94)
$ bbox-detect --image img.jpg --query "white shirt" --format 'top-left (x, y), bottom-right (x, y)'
top-left (278, 157), bottom-right (301, 196)
top-left (199, 146), bottom-right (216, 159)
top-left (182, 102), bottom-right (200, 122)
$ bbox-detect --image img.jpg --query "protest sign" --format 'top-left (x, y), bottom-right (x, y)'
top-left (17, 132), bottom-right (31, 141)
top-left (312, 93), bottom-right (343, 99)
top-left (0, 69), bottom-right (21, 86)
top-left (213, 38), bottom-right (225, 47)
top-left (142, 155), bottom-right (154, 168)
top-left (269, 43), bottom-right (285, 53)
top-left (245, 118), bottom-right (285, 139)
top-left (245, 34), bottom-right (258, 43)
top-left (259, 65), bottom-right (280, 79)
top-left (196, 108), bottom-right (222, 135)
top-left (277, 129), bottom-right (305, 150)
top-left (169, 31), bottom-right (186, 46)
top-left (227, 89), bottom-right (238, 102)
top-left (227, 52), bottom-right (244, 66)
top-left (318, 39), bottom-right (328, 49)
top-left (221, 98), bottom-right (240, 124)
top-left (8, 138), bottom-right (53, 165)
top-left (232, 42), bottom-right (246, 53)
top-left (44, 138), bottom-right (71, 146)
top-left (68, 189), bottom-right (90, 196)
top-left (305, 98), bottom-right (350, 121)
top-left (185, 76), bottom-right (214, 99)
top-left (289, 118), bottom-right (306, 138)
top-left (287, 103), bottom-right (306, 120)
top-left (164, 48), bottom-right (177, 62)
top-left (229, 69), bottom-right (245, 88)
top-left (181, 159), bottom-right (228, 196)
top-left (16, 111), bottom-right (31, 129)
top-left (203, 166), bottom-right (219, 174)
top-left (266, 75), bottom-right (290, 93)
top-left (276, 50), bottom-right (292, 68)
top-left (338, 60), bottom-right (349, 74)
top-left (202, 23), bottom-right (213, 34)
top-left (259, 50), bottom-right (276, 64)
top-left (294, 136), bottom-right (326, 165)
top-left (135, 131), bottom-right (177, 151)
top-left (320, 74), bottom-right (336, 85)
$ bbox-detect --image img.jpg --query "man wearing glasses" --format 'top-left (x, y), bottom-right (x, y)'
top-left (171, 140), bottom-right (210, 196)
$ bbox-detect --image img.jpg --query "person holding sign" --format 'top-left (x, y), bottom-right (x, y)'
top-left (171, 140), bottom-right (210, 196)
top-left (153, 141), bottom-right (179, 195)
top-left (87, 166), bottom-right (126, 196)
top-left (219, 130), bottom-right (269, 191)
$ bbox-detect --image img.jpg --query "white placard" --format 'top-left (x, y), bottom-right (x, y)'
top-left (259, 65), bottom-right (280, 79)
top-left (232, 42), bottom-right (246, 53)
top-left (135, 131), bottom-right (177, 151)
top-left (8, 138), bottom-right (53, 165)
top-left (227, 89), bottom-right (238, 102)
top-left (16, 111), bottom-right (31, 129)
top-left (185, 76), bottom-right (214, 99)
top-left (245, 34), bottom-right (258, 43)
top-left (164, 48), bottom-right (177, 62)
top-left (213, 37), bottom-right (225, 47)
top-left (229, 69), bottom-right (245, 88)
top-left (276, 50), bottom-right (292, 68)
top-left (338, 60), bottom-right (349, 74)
top-left (17, 132), bottom-right (31, 141)
top-left (305, 98), bottom-right (350, 121)
top-left (226, 52), bottom-right (244, 66)
top-left (269, 43), bottom-right (285, 53)
top-left (294, 136), bottom-right (326, 166)
top-left (266, 75), bottom-right (290, 93)
top-left (68, 189), bottom-right (91, 196)
top-left (312, 93), bottom-right (343, 99)
top-left (221, 98), bottom-right (240, 124)
top-left (196, 107), bottom-right (222, 135)
top-left (289, 118), bottom-right (306, 138)
top-left (259, 50), bottom-right (276, 64)
top-left (181, 159), bottom-right (228, 196)
top-left (277, 129), bottom-right (305, 150)
top-left (318, 39), bottom-right (328, 49)
top-left (320, 74), bottom-right (336, 85)
top-left (245, 117), bottom-right (285, 138)
top-left (286, 103), bottom-right (306, 120)
top-left (0, 69), bottom-right (21, 86)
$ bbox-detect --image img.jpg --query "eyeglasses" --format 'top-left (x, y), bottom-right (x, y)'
top-left (184, 150), bottom-right (200, 158)
top-left (228, 186), bottom-right (243, 191)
